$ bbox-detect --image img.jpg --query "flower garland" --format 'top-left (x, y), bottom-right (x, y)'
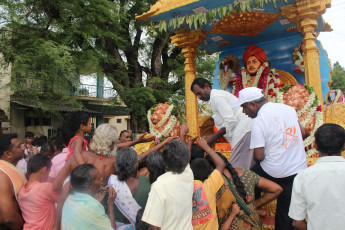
top-left (234, 62), bottom-right (279, 102)
top-left (300, 104), bottom-right (317, 128)
top-left (240, 62), bottom-right (268, 89)
top-left (305, 111), bottom-right (323, 157)
top-left (155, 104), bottom-right (174, 127)
top-left (147, 103), bottom-right (179, 141)
top-left (277, 84), bottom-right (323, 157)
top-left (296, 92), bottom-right (315, 117)
top-left (265, 69), bottom-right (280, 102)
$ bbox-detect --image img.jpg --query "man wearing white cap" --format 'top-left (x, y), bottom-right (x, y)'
top-left (234, 87), bottom-right (306, 230)
top-left (191, 78), bottom-right (254, 169)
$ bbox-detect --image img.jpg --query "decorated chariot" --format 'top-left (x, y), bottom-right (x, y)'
top-left (136, 0), bottom-right (344, 228)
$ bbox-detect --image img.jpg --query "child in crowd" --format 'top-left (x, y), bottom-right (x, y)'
top-left (16, 131), bottom-right (39, 174)
top-left (190, 138), bottom-right (226, 230)
top-left (63, 111), bottom-right (91, 164)
top-left (17, 154), bottom-right (67, 230)
top-left (23, 131), bottom-right (39, 156)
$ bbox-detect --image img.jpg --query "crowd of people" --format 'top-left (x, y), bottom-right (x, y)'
top-left (0, 83), bottom-right (345, 230)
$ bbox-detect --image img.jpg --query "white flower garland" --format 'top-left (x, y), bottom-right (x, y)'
top-left (297, 92), bottom-right (315, 117)
top-left (147, 105), bottom-right (178, 139)
top-left (300, 105), bottom-right (317, 128)
top-left (150, 115), bottom-right (177, 139)
top-left (277, 92), bottom-right (284, 103)
top-left (240, 62), bottom-right (268, 88)
top-left (239, 63), bottom-right (278, 102)
top-left (304, 111), bottom-right (323, 157)
top-left (153, 104), bottom-right (174, 127)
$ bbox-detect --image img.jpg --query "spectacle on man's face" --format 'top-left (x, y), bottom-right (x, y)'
top-left (246, 56), bottom-right (262, 75)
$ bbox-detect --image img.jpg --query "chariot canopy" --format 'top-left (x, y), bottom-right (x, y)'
top-left (137, 0), bottom-right (332, 136)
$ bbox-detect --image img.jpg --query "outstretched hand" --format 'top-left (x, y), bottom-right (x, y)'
top-left (196, 138), bottom-right (210, 150)
top-left (187, 136), bottom-right (199, 145)
top-left (137, 132), bottom-right (155, 143)
top-left (180, 123), bottom-right (189, 136)
top-left (94, 187), bottom-right (107, 202)
top-left (231, 203), bottom-right (241, 216)
top-left (107, 186), bottom-right (117, 204)
top-left (187, 135), bottom-right (199, 153)
top-left (201, 135), bottom-right (215, 146)
top-left (164, 136), bottom-right (179, 143)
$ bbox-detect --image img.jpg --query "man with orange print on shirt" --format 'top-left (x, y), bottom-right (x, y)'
top-left (233, 87), bottom-right (306, 230)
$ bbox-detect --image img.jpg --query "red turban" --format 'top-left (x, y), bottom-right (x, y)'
top-left (243, 45), bottom-right (267, 65)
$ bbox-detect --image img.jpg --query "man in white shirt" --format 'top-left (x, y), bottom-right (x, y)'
top-left (191, 78), bottom-right (254, 169)
top-left (289, 123), bottom-right (345, 230)
top-left (234, 87), bottom-right (306, 230)
top-left (142, 140), bottom-right (194, 230)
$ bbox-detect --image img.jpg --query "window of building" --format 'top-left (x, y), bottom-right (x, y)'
top-left (103, 118), bottom-right (109, 123)
top-left (117, 119), bottom-right (121, 123)
top-left (42, 118), bottom-right (51, 126)
top-left (25, 117), bottom-right (32, 126)
top-left (34, 117), bottom-right (40, 126)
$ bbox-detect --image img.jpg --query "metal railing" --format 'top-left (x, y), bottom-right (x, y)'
top-left (77, 84), bottom-right (117, 98)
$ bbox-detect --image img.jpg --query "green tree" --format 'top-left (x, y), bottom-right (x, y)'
top-left (0, 0), bottom-right (217, 131)
top-left (330, 61), bottom-right (345, 93)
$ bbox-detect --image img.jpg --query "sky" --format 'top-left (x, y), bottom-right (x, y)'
top-left (318, 0), bottom-right (345, 67)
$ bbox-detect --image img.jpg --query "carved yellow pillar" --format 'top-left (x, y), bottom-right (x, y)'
top-left (171, 29), bottom-right (206, 136)
top-left (281, 0), bottom-right (331, 110)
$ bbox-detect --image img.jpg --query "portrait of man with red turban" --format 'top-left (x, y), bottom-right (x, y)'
top-left (232, 45), bottom-right (280, 102)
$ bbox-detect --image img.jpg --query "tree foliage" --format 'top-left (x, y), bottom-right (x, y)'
top-left (330, 61), bottom-right (345, 92)
top-left (0, 0), bottom-right (217, 131)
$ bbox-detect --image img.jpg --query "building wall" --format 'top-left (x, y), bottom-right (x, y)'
top-left (0, 54), bottom-right (12, 134)
top-left (9, 105), bottom-right (25, 140)
top-left (106, 115), bottom-right (130, 133)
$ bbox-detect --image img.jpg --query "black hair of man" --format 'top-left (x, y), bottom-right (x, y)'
top-left (27, 154), bottom-right (52, 175)
top-left (190, 158), bottom-right (211, 181)
top-left (52, 136), bottom-right (65, 152)
top-left (115, 147), bottom-right (138, 181)
top-left (0, 134), bottom-right (18, 158)
top-left (191, 144), bottom-right (205, 162)
top-left (70, 164), bottom-right (96, 192)
top-left (163, 140), bottom-right (190, 174)
top-left (119, 130), bottom-right (130, 139)
top-left (253, 96), bottom-right (267, 104)
top-left (135, 208), bottom-right (149, 230)
top-left (190, 78), bottom-right (212, 91)
top-left (315, 123), bottom-right (345, 156)
top-left (40, 143), bottom-right (54, 155)
top-left (25, 131), bottom-right (34, 138)
top-left (37, 136), bottom-right (48, 147)
top-left (146, 151), bottom-right (165, 184)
